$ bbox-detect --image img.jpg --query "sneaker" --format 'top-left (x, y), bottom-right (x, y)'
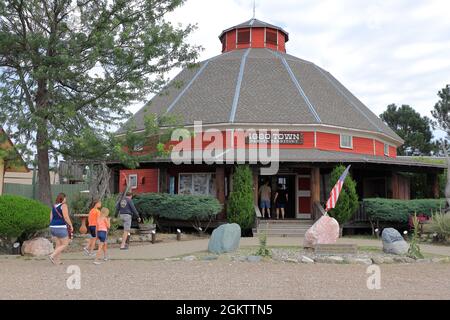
top-left (93, 261), bottom-right (101, 265)
top-left (103, 257), bottom-right (109, 261)
top-left (48, 255), bottom-right (56, 265)
top-left (89, 252), bottom-right (96, 257)
top-left (83, 247), bottom-right (90, 255)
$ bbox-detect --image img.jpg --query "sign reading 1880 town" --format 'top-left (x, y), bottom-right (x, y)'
top-left (247, 131), bottom-right (304, 145)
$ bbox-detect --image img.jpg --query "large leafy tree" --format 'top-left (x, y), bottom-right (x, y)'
top-left (431, 85), bottom-right (450, 136)
top-left (380, 104), bottom-right (434, 156)
top-left (0, 0), bottom-right (199, 205)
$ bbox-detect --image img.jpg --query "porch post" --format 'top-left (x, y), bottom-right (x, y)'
top-left (159, 167), bottom-right (168, 193)
top-left (216, 166), bottom-right (226, 220)
top-left (428, 173), bottom-right (440, 199)
top-left (392, 172), bottom-right (399, 199)
top-left (253, 170), bottom-right (259, 206)
top-left (311, 167), bottom-right (320, 203)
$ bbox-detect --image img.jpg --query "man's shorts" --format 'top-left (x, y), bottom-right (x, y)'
top-left (260, 200), bottom-right (271, 209)
top-left (88, 226), bottom-right (97, 238)
top-left (120, 214), bottom-right (132, 231)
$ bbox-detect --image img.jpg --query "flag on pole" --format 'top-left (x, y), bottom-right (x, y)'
top-left (325, 165), bottom-right (351, 212)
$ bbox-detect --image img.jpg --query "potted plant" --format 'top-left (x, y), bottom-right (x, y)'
top-left (138, 216), bottom-right (156, 235)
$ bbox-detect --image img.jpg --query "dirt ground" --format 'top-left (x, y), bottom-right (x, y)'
top-left (1, 258), bottom-right (449, 300)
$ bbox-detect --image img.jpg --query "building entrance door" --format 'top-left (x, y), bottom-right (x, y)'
top-left (272, 175), bottom-right (296, 219)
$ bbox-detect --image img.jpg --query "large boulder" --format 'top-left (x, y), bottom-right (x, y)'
top-left (21, 237), bottom-right (54, 257)
top-left (303, 215), bottom-right (340, 248)
top-left (382, 228), bottom-right (409, 255)
top-left (208, 223), bottom-right (241, 254)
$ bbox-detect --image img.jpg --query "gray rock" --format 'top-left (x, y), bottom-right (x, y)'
top-left (315, 256), bottom-right (345, 264)
top-left (164, 257), bottom-right (181, 261)
top-left (344, 257), bottom-right (373, 265)
top-left (432, 257), bottom-right (450, 263)
top-left (382, 229), bottom-right (409, 255)
top-left (286, 258), bottom-right (298, 264)
top-left (202, 255), bottom-right (219, 261)
top-left (383, 257), bottom-right (395, 264)
top-left (182, 255), bottom-right (197, 261)
top-left (247, 255), bottom-right (262, 263)
top-left (393, 256), bottom-right (415, 263)
top-left (208, 223), bottom-right (241, 254)
top-left (371, 256), bottom-right (385, 265)
top-left (300, 256), bottom-right (315, 264)
top-left (382, 228), bottom-right (405, 243)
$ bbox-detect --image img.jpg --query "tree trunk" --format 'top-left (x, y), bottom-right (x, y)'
top-left (36, 123), bottom-right (52, 207)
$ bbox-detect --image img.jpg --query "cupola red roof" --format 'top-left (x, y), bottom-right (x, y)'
top-left (219, 18), bottom-right (289, 53)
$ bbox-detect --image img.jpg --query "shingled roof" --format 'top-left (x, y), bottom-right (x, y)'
top-left (119, 47), bottom-right (402, 144)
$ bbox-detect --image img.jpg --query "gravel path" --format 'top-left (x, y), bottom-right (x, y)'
top-left (1, 258), bottom-right (449, 300)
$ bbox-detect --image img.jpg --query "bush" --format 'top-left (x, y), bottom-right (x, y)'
top-left (0, 195), bottom-right (50, 239)
top-left (102, 194), bottom-right (119, 217)
top-left (327, 165), bottom-right (359, 225)
top-left (364, 198), bottom-right (446, 223)
top-left (70, 193), bottom-right (91, 215)
top-left (133, 193), bottom-right (222, 232)
top-left (429, 212), bottom-right (450, 241)
top-left (227, 165), bottom-right (255, 231)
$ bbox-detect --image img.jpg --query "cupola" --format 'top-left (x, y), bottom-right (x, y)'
top-left (218, 18), bottom-right (289, 53)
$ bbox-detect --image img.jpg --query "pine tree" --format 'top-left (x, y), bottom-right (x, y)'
top-left (328, 165), bottom-right (359, 225)
top-left (227, 165), bottom-right (255, 231)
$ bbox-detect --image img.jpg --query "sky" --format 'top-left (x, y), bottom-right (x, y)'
top-left (130, 0), bottom-right (450, 139)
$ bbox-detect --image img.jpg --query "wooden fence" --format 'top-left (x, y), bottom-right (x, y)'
top-left (3, 183), bottom-right (89, 201)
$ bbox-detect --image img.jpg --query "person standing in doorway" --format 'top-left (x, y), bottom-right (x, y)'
top-left (117, 192), bottom-right (141, 250)
top-left (259, 180), bottom-right (272, 219)
top-left (274, 184), bottom-right (288, 220)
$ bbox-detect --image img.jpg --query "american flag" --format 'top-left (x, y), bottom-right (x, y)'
top-left (325, 165), bottom-right (351, 212)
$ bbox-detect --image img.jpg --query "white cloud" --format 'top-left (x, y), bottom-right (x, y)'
top-left (130, 0), bottom-right (450, 140)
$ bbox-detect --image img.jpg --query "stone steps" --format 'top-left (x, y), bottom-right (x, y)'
top-left (254, 219), bottom-right (314, 237)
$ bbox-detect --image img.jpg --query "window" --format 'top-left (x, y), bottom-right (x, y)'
top-left (128, 174), bottom-right (138, 189)
top-left (237, 29), bottom-right (250, 44)
top-left (178, 173), bottom-right (216, 196)
top-left (132, 141), bottom-right (144, 152)
top-left (266, 29), bottom-right (277, 45)
top-left (340, 135), bottom-right (353, 149)
top-left (384, 144), bottom-right (389, 156)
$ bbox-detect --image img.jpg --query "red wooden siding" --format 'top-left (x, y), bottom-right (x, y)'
top-left (167, 130), bottom-right (397, 158)
top-left (251, 28), bottom-right (265, 48)
top-left (316, 132), bottom-right (340, 151)
top-left (225, 29), bottom-right (236, 52)
top-left (375, 141), bottom-right (385, 157)
top-left (389, 146), bottom-right (397, 158)
top-left (277, 30), bottom-right (286, 52)
top-left (119, 169), bottom-right (159, 194)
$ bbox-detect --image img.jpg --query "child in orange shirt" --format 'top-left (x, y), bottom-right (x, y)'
top-left (94, 207), bottom-right (111, 265)
top-left (84, 199), bottom-right (101, 256)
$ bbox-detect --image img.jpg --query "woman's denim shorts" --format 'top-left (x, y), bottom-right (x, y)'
top-left (50, 226), bottom-right (68, 239)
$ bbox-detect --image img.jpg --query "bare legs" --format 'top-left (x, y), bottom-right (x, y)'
top-left (50, 237), bottom-right (69, 264)
top-left (276, 208), bottom-right (285, 220)
top-left (120, 230), bottom-right (129, 249)
top-left (86, 237), bottom-right (97, 253)
top-left (94, 242), bottom-right (107, 263)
